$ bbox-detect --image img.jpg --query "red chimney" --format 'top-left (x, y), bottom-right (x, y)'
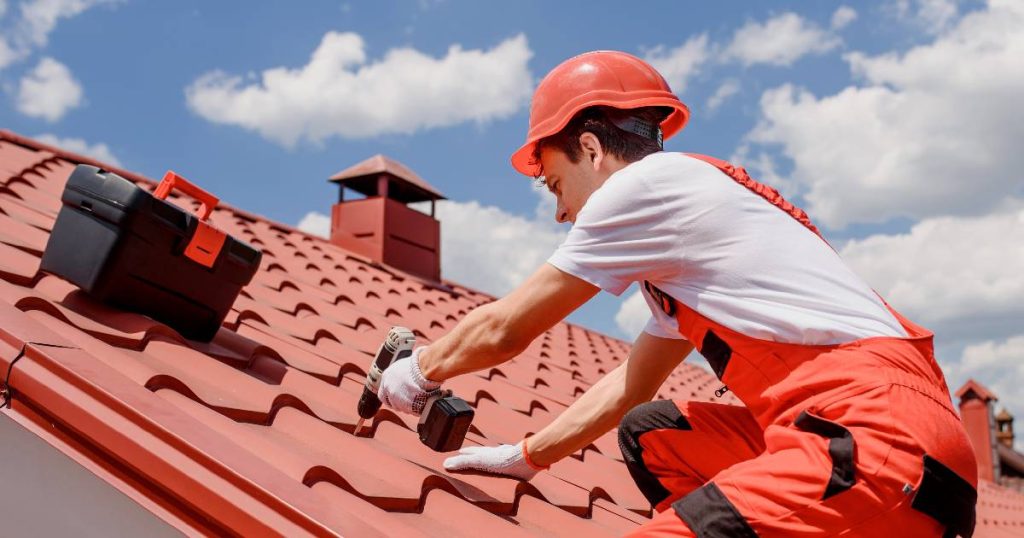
top-left (328, 155), bottom-right (445, 282)
top-left (956, 379), bottom-right (1000, 482)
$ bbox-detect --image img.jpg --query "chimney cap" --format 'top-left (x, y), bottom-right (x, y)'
top-left (329, 154), bottom-right (446, 203)
top-left (955, 378), bottom-right (999, 403)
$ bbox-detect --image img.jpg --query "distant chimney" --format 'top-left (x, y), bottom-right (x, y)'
top-left (328, 155), bottom-right (445, 281)
top-left (956, 379), bottom-right (1000, 482)
top-left (997, 407), bottom-right (1016, 449)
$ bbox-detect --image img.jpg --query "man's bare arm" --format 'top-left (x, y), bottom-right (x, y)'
top-left (419, 263), bottom-right (600, 381)
top-left (526, 332), bottom-right (694, 466)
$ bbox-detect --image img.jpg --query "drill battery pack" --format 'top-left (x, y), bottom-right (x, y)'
top-left (40, 165), bottom-right (262, 342)
top-left (418, 393), bottom-right (475, 452)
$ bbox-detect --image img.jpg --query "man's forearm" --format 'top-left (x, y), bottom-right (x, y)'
top-left (525, 362), bottom-right (641, 467)
top-left (419, 302), bottom-right (521, 382)
top-left (523, 333), bottom-right (694, 467)
top-left (419, 264), bottom-right (600, 382)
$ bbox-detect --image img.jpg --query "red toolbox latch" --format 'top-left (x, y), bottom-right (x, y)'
top-left (154, 171), bottom-right (227, 268)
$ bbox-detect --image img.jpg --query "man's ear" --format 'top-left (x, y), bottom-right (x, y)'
top-left (578, 132), bottom-right (604, 171)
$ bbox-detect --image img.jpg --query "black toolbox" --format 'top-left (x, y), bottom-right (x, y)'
top-left (40, 165), bottom-right (262, 341)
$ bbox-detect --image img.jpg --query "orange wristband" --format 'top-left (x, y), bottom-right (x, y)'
top-left (522, 436), bottom-right (550, 471)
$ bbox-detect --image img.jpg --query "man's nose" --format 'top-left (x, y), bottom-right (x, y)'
top-left (555, 202), bottom-right (569, 223)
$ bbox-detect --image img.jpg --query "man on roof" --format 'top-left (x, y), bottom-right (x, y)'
top-left (379, 51), bottom-right (978, 537)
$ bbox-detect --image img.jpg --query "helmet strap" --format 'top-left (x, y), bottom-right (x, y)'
top-left (610, 116), bottom-right (664, 149)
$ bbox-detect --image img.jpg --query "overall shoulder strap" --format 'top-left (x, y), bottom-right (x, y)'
top-left (685, 153), bottom-right (825, 241)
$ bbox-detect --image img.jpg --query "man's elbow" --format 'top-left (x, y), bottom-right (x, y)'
top-left (473, 302), bottom-right (529, 358)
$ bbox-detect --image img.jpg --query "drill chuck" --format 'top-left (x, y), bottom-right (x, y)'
top-left (357, 386), bottom-right (381, 420)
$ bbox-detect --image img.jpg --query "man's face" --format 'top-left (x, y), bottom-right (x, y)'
top-left (537, 146), bottom-right (603, 224)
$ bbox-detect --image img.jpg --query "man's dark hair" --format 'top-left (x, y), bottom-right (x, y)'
top-left (531, 106), bottom-right (671, 176)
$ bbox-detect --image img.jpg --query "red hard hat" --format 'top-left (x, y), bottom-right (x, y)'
top-left (510, 50), bottom-right (690, 177)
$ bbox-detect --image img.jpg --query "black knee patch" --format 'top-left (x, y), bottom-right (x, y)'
top-left (618, 400), bottom-right (692, 508)
top-left (673, 482), bottom-right (758, 538)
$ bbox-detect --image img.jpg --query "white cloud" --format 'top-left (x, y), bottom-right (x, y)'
top-left (18, 0), bottom-right (113, 48)
top-left (33, 133), bottom-right (121, 166)
top-left (643, 34), bottom-right (710, 94)
top-left (17, 57), bottom-right (83, 121)
top-left (186, 32), bottom-right (534, 147)
top-left (840, 202), bottom-right (1024, 345)
top-left (723, 13), bottom-right (841, 67)
top-left (706, 79), bottom-right (739, 112)
top-left (299, 189), bottom-right (567, 297)
top-left (648, 10), bottom-right (852, 83)
top-left (297, 211), bottom-right (331, 238)
top-left (429, 190), bottom-right (567, 296)
top-left (0, 37), bottom-right (16, 70)
top-left (831, 6), bottom-right (858, 30)
top-left (0, 0), bottom-right (113, 71)
top-left (744, 0), bottom-right (1024, 228)
top-left (960, 335), bottom-right (1024, 376)
top-left (893, 0), bottom-right (960, 33)
top-left (615, 288), bottom-right (648, 338)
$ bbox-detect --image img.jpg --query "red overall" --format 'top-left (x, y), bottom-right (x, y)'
top-left (620, 155), bottom-right (978, 537)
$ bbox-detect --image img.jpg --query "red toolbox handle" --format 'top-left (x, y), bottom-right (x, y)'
top-left (154, 171), bottom-right (219, 221)
top-left (154, 170), bottom-right (227, 268)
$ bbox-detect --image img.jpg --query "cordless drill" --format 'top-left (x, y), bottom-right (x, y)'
top-left (354, 326), bottom-right (474, 452)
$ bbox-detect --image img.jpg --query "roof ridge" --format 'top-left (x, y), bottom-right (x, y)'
top-left (0, 130), bottom-right (332, 248)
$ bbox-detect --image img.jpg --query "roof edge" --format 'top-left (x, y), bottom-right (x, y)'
top-left (0, 302), bottom-right (388, 537)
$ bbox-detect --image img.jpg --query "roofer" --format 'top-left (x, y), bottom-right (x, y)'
top-left (378, 51), bottom-right (979, 537)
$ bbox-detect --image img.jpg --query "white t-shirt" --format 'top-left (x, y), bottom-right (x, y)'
top-left (547, 152), bottom-right (907, 345)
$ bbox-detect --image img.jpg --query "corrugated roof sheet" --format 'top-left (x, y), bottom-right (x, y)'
top-left (1, 130), bottom-right (1022, 536)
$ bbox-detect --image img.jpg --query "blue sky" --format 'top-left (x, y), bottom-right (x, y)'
top-left (2, 0), bottom-right (1022, 432)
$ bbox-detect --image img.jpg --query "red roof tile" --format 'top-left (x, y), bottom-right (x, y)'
top-left (977, 480), bottom-right (1024, 536)
top-left (1, 130), bottom-right (1020, 536)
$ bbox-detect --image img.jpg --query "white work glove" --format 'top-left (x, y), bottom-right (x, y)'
top-left (443, 440), bottom-right (547, 481)
top-left (378, 346), bottom-right (442, 415)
